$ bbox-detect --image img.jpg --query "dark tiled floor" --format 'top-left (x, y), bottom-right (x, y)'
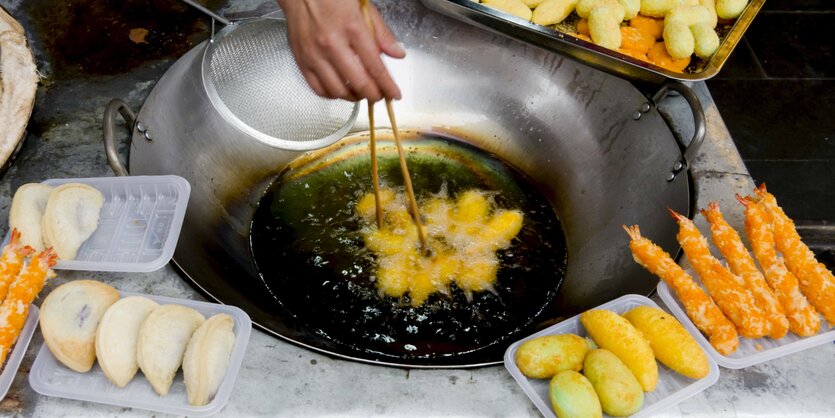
top-left (706, 2), bottom-right (835, 229)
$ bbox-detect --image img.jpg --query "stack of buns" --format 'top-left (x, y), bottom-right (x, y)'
top-left (10, 183), bottom-right (104, 260)
top-left (39, 280), bottom-right (236, 406)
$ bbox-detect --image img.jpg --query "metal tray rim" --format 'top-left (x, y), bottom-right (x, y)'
top-left (421, 0), bottom-right (765, 83)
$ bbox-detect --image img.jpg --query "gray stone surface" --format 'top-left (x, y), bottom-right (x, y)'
top-left (0, 1), bottom-right (833, 417)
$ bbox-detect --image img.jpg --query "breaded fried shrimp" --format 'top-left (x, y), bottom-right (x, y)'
top-left (624, 225), bottom-right (739, 354)
top-left (738, 195), bottom-right (820, 336)
top-left (0, 229), bottom-right (34, 302)
top-left (670, 210), bottom-right (771, 339)
top-left (756, 184), bottom-right (835, 325)
top-left (702, 203), bottom-right (789, 339)
top-left (0, 248), bottom-right (57, 365)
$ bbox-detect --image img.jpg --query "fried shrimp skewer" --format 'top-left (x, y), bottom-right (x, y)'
top-left (0, 248), bottom-right (57, 365)
top-left (702, 203), bottom-right (789, 339)
top-left (670, 210), bottom-right (771, 339)
top-left (624, 225), bottom-right (739, 354)
top-left (0, 229), bottom-right (34, 302)
top-left (737, 195), bottom-right (820, 337)
top-left (755, 184), bottom-right (835, 325)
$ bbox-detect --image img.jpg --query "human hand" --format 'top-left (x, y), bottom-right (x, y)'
top-left (277, 0), bottom-right (405, 102)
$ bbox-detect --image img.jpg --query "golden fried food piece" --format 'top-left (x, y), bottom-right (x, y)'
top-left (359, 188), bottom-right (524, 307)
top-left (738, 194), bottom-right (821, 337)
top-left (702, 202), bottom-right (789, 339)
top-left (532, 0), bottom-right (579, 25)
top-left (699, 0), bottom-right (719, 27)
top-left (670, 209), bottom-right (771, 339)
top-left (623, 306), bottom-right (709, 379)
top-left (620, 26), bottom-right (655, 54)
top-left (639, 0), bottom-right (698, 18)
top-left (663, 5), bottom-right (720, 59)
top-left (716, 0), bottom-right (748, 19)
top-left (515, 334), bottom-right (593, 378)
top-left (617, 47), bottom-right (648, 61)
top-left (576, 18), bottom-right (591, 35)
top-left (647, 42), bottom-right (691, 72)
top-left (580, 309), bottom-right (658, 392)
top-left (577, 0), bottom-right (627, 49)
top-left (583, 349), bottom-right (644, 416)
top-left (550, 371), bottom-right (603, 418)
top-left (629, 15), bottom-right (664, 39)
top-left (483, 0), bottom-right (533, 20)
top-left (755, 184), bottom-right (835, 325)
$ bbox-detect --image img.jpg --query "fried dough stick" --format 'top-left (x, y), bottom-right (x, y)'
top-left (624, 225), bottom-right (739, 354)
top-left (702, 203), bottom-right (789, 339)
top-left (755, 184), bottom-right (835, 325)
top-left (670, 210), bottom-right (771, 339)
top-left (0, 248), bottom-right (57, 365)
top-left (738, 195), bottom-right (820, 337)
top-left (0, 229), bottom-right (34, 302)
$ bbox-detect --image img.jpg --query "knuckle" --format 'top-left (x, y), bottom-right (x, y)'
top-left (366, 62), bottom-right (387, 79)
top-left (315, 33), bottom-right (337, 50)
top-left (345, 21), bottom-right (364, 36)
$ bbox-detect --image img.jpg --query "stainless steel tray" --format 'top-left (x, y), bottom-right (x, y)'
top-left (420, 0), bottom-right (765, 84)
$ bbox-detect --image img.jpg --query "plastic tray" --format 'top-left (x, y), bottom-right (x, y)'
top-left (29, 292), bottom-right (252, 417)
top-left (2, 175), bottom-right (190, 272)
top-left (658, 280), bottom-right (835, 369)
top-left (0, 305), bottom-right (39, 400)
top-left (504, 294), bottom-right (720, 418)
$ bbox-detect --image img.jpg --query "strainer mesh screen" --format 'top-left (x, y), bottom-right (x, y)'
top-left (207, 19), bottom-right (356, 144)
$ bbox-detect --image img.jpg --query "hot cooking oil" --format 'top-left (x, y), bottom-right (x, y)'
top-left (250, 131), bottom-right (567, 360)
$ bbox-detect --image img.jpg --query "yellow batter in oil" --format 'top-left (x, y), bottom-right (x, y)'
top-left (356, 188), bottom-right (524, 307)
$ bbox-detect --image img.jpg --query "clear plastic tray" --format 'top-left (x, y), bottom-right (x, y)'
top-left (2, 175), bottom-right (190, 273)
top-left (0, 305), bottom-right (39, 400)
top-left (504, 294), bottom-right (720, 418)
top-left (29, 292), bottom-right (252, 417)
top-left (658, 280), bottom-right (835, 369)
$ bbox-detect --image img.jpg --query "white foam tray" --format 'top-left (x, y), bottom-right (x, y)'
top-left (504, 294), bottom-right (720, 418)
top-left (658, 280), bottom-right (835, 369)
top-left (29, 292), bottom-right (252, 417)
top-left (3, 175), bottom-right (190, 273)
top-left (0, 305), bottom-right (39, 400)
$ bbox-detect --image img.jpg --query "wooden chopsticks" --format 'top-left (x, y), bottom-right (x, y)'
top-left (359, 0), bottom-right (428, 251)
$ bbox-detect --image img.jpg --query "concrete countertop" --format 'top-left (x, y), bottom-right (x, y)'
top-left (0, 0), bottom-right (833, 416)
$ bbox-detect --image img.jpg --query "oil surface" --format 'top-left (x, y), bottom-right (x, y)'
top-left (250, 132), bottom-right (567, 360)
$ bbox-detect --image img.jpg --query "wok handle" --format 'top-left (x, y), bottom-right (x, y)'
top-left (102, 99), bottom-right (136, 177)
top-left (651, 81), bottom-right (706, 178)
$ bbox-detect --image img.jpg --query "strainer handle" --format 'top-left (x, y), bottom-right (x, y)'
top-left (650, 81), bottom-right (706, 181)
top-left (102, 99), bottom-right (135, 177)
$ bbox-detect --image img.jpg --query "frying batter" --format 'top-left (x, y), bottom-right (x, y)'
top-left (357, 188), bottom-right (523, 307)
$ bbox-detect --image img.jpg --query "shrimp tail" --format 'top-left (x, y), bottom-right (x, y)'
top-left (8, 230), bottom-right (34, 258)
top-left (668, 208), bottom-right (687, 222)
top-left (699, 202), bottom-right (720, 219)
top-left (735, 193), bottom-right (752, 207)
top-left (623, 224), bottom-right (641, 241)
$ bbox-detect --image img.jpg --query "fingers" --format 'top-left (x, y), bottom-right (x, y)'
top-left (309, 55), bottom-right (354, 101)
top-left (348, 18), bottom-right (402, 100)
top-left (301, 68), bottom-right (326, 97)
top-left (330, 44), bottom-right (384, 102)
top-left (369, 5), bottom-right (406, 59)
top-left (283, 0), bottom-right (403, 102)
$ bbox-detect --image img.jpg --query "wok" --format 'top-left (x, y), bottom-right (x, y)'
top-left (102, 0), bottom-right (703, 367)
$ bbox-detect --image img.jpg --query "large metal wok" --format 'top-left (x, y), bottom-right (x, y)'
top-left (102, 0), bottom-right (703, 367)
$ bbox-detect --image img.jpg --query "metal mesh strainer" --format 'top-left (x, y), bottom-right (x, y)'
top-left (202, 18), bottom-right (359, 150)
